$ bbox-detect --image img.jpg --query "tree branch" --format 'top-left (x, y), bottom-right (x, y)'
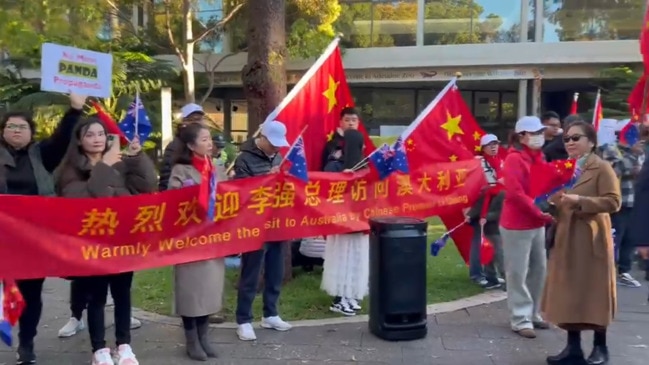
top-left (163, 0), bottom-right (186, 66)
top-left (196, 51), bottom-right (244, 105)
top-left (192, 3), bottom-right (245, 45)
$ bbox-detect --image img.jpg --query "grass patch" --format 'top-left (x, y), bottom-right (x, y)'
top-left (132, 218), bottom-right (480, 321)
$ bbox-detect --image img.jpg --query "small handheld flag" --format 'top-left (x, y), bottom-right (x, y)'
top-left (119, 94), bottom-right (152, 142)
top-left (286, 134), bottom-right (309, 182)
top-left (430, 221), bottom-right (466, 256)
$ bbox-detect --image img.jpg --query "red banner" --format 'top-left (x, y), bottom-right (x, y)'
top-left (0, 160), bottom-right (484, 279)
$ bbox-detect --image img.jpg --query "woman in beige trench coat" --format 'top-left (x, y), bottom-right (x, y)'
top-left (168, 122), bottom-right (226, 361)
top-left (542, 121), bottom-right (620, 365)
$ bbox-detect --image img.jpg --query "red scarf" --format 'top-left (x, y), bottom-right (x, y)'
top-left (483, 154), bottom-right (503, 177)
top-left (192, 155), bottom-right (213, 176)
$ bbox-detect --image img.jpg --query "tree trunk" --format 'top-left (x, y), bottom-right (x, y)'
top-left (242, 0), bottom-right (292, 283)
top-left (182, 0), bottom-right (195, 103)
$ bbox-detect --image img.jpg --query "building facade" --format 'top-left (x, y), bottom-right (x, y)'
top-left (175, 0), bottom-right (643, 141)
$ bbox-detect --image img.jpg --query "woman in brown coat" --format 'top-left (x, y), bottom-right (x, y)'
top-left (542, 121), bottom-right (620, 365)
top-left (167, 122), bottom-right (225, 361)
top-left (55, 117), bottom-right (157, 365)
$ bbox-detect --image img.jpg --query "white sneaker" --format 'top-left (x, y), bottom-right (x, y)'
top-left (130, 317), bottom-right (141, 330)
top-left (236, 323), bottom-right (257, 341)
top-left (346, 298), bottom-right (362, 311)
top-left (618, 273), bottom-right (642, 288)
top-left (92, 348), bottom-right (114, 365)
top-left (58, 317), bottom-right (85, 338)
top-left (106, 293), bottom-right (114, 307)
top-left (113, 344), bottom-right (138, 365)
top-left (261, 316), bottom-right (292, 331)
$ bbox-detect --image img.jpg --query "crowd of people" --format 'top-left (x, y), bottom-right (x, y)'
top-left (2, 92), bottom-right (648, 365)
top-left (465, 111), bottom-right (648, 365)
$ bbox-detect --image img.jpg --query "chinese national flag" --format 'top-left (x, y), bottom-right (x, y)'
top-left (401, 79), bottom-right (485, 170)
top-left (529, 159), bottom-right (577, 198)
top-left (569, 92), bottom-right (579, 115)
top-left (592, 90), bottom-right (603, 131)
top-left (270, 38), bottom-right (374, 171)
top-left (400, 77), bottom-right (486, 263)
top-left (2, 280), bottom-right (25, 326)
top-left (641, 1), bottom-right (649, 70)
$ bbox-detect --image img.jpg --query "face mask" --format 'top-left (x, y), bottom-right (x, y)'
top-left (526, 135), bottom-right (545, 149)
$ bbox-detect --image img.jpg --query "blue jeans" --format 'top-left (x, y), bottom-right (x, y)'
top-left (611, 207), bottom-right (634, 274)
top-left (469, 222), bottom-right (504, 284)
top-left (235, 242), bottom-right (285, 324)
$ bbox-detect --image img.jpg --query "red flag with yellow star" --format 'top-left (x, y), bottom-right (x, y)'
top-left (399, 77), bottom-right (486, 264)
top-left (401, 78), bottom-right (485, 169)
top-left (267, 37), bottom-right (374, 171)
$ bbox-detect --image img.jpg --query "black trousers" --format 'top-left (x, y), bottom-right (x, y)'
top-left (70, 279), bottom-right (89, 320)
top-left (77, 272), bottom-right (133, 352)
top-left (16, 278), bottom-right (45, 350)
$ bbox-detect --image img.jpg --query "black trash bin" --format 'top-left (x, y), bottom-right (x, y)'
top-left (368, 216), bottom-right (428, 341)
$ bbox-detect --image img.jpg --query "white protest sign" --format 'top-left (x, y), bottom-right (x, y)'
top-left (40, 43), bottom-right (113, 98)
top-left (597, 118), bottom-right (617, 146)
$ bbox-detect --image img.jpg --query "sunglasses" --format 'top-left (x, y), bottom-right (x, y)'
top-left (562, 134), bottom-right (585, 143)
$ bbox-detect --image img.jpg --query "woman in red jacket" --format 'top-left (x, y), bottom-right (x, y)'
top-left (499, 116), bottom-right (554, 339)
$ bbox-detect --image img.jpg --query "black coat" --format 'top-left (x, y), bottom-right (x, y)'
top-left (543, 136), bottom-right (568, 162)
top-left (232, 138), bottom-right (282, 178)
top-left (158, 137), bottom-right (182, 191)
top-left (630, 154), bottom-right (649, 247)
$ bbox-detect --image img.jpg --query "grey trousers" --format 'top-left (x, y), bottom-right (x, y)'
top-left (499, 226), bottom-right (547, 331)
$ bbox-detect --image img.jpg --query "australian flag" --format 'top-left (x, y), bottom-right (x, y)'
top-left (368, 137), bottom-right (410, 180)
top-left (286, 135), bottom-right (309, 182)
top-left (119, 96), bottom-right (152, 142)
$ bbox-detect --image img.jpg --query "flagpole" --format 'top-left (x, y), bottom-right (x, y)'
top-left (134, 89), bottom-right (140, 140)
top-left (592, 88), bottom-right (601, 125)
top-left (225, 35), bottom-right (343, 176)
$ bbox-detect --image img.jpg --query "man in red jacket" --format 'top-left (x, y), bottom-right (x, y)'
top-left (500, 116), bottom-right (554, 339)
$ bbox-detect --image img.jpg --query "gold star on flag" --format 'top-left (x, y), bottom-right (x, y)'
top-left (441, 111), bottom-right (464, 140)
top-left (449, 155), bottom-right (458, 162)
top-left (474, 145), bottom-right (481, 152)
top-left (322, 75), bottom-right (339, 113)
top-left (473, 131), bottom-right (481, 141)
top-left (564, 161), bottom-right (573, 169)
top-left (327, 131), bottom-right (334, 141)
top-left (406, 138), bottom-right (415, 152)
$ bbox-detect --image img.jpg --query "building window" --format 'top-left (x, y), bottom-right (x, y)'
top-left (542, 0), bottom-right (643, 42)
top-left (423, 0), bottom-right (523, 45)
top-left (336, 0), bottom-right (418, 48)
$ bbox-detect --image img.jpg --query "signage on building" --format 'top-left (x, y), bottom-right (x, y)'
top-left (210, 67), bottom-right (552, 86)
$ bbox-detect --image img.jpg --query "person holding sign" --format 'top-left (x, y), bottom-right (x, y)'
top-left (54, 118), bottom-right (157, 365)
top-left (0, 92), bottom-right (85, 365)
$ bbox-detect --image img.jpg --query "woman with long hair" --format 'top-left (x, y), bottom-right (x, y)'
top-left (167, 122), bottom-right (225, 361)
top-left (321, 129), bottom-right (370, 316)
top-left (0, 93), bottom-right (85, 364)
top-left (499, 116), bottom-right (555, 339)
top-left (543, 121), bottom-right (620, 365)
top-left (55, 117), bottom-right (157, 365)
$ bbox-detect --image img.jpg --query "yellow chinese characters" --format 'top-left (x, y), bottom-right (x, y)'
top-left (79, 208), bottom-right (119, 236)
top-left (374, 180), bottom-right (389, 199)
top-left (304, 181), bottom-right (321, 206)
top-left (417, 172), bottom-right (432, 193)
top-left (436, 168), bottom-right (469, 192)
top-left (214, 192), bottom-right (240, 221)
top-left (351, 179), bottom-right (367, 202)
top-left (273, 182), bottom-right (296, 208)
top-left (454, 168), bottom-right (468, 187)
top-left (247, 186), bottom-right (274, 214)
top-left (130, 203), bottom-right (166, 233)
top-left (174, 198), bottom-right (202, 226)
top-left (396, 175), bottom-right (413, 196)
top-left (327, 181), bottom-right (347, 204)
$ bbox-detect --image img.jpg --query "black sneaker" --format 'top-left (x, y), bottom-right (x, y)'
top-left (329, 300), bottom-right (355, 316)
top-left (16, 346), bottom-right (36, 364)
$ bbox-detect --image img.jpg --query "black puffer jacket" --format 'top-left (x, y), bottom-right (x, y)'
top-left (233, 138), bottom-right (282, 178)
top-left (542, 136), bottom-right (568, 162)
top-left (158, 137), bottom-right (181, 191)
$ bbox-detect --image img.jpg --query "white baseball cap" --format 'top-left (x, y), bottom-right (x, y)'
top-left (515, 116), bottom-right (546, 133)
top-left (180, 103), bottom-right (205, 119)
top-left (261, 120), bottom-right (289, 147)
top-left (480, 134), bottom-right (499, 146)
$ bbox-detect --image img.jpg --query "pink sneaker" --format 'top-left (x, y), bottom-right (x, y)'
top-left (113, 344), bottom-right (138, 365)
top-left (91, 348), bottom-right (114, 365)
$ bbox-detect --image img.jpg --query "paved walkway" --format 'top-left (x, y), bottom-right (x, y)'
top-left (1, 278), bottom-right (648, 364)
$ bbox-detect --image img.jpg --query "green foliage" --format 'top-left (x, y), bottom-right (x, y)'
top-left (588, 65), bottom-right (641, 120)
top-left (227, 0), bottom-right (341, 57)
top-left (545, 0), bottom-right (644, 42)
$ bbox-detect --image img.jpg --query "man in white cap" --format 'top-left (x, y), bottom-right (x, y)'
top-left (232, 120), bottom-right (292, 341)
top-left (158, 103), bottom-right (206, 191)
